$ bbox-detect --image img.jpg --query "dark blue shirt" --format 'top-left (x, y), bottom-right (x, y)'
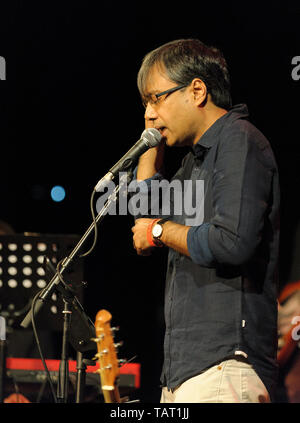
top-left (136, 104), bottom-right (280, 400)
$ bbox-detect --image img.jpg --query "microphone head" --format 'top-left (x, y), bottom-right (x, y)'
top-left (141, 128), bottom-right (162, 147)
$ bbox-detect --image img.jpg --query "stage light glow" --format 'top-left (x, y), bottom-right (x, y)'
top-left (51, 185), bottom-right (66, 202)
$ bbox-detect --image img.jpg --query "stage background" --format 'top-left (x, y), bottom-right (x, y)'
top-left (0, 0), bottom-right (300, 402)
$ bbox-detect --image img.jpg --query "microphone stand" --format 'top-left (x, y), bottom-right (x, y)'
top-left (57, 297), bottom-right (75, 403)
top-left (0, 317), bottom-right (6, 403)
top-left (43, 257), bottom-right (92, 403)
top-left (20, 171), bottom-right (133, 403)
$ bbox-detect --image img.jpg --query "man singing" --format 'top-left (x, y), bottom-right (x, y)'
top-left (131, 39), bottom-right (280, 403)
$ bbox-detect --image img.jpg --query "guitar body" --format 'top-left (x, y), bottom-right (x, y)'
top-left (94, 309), bottom-right (121, 403)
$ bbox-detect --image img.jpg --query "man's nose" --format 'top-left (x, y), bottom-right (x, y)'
top-left (144, 103), bottom-right (158, 121)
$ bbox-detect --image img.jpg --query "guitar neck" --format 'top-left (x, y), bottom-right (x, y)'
top-left (94, 309), bottom-right (122, 404)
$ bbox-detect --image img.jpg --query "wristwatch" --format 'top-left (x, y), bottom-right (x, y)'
top-left (151, 218), bottom-right (169, 247)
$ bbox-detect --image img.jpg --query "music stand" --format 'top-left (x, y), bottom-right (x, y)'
top-left (0, 233), bottom-right (94, 402)
top-left (0, 233), bottom-right (84, 332)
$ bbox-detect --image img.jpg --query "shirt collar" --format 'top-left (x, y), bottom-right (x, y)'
top-left (192, 104), bottom-right (249, 157)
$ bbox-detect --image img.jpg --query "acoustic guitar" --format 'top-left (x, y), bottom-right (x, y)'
top-left (94, 309), bottom-right (121, 403)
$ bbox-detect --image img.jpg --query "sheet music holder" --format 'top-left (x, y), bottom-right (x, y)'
top-left (0, 233), bottom-right (84, 331)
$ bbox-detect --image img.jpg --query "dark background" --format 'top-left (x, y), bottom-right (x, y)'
top-left (0, 0), bottom-right (300, 402)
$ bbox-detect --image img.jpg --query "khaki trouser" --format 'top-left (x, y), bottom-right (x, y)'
top-left (160, 357), bottom-right (270, 403)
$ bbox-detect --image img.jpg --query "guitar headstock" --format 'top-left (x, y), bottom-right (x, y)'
top-left (94, 309), bottom-right (120, 401)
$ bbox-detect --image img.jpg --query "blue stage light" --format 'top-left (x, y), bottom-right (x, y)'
top-left (50, 186), bottom-right (66, 202)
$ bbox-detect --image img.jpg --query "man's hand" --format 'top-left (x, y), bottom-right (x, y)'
top-left (132, 218), bottom-right (191, 258)
top-left (132, 218), bottom-right (156, 256)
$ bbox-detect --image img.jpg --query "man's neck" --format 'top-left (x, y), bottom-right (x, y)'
top-left (194, 104), bottom-right (228, 144)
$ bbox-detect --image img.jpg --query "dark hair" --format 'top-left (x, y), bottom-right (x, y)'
top-left (137, 39), bottom-right (232, 109)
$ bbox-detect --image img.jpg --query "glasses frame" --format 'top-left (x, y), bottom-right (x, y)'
top-left (142, 84), bottom-right (187, 109)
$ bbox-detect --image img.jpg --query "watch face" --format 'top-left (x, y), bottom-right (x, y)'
top-left (152, 223), bottom-right (163, 238)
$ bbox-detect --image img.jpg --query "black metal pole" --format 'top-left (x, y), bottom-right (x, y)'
top-left (75, 352), bottom-right (96, 403)
top-left (56, 300), bottom-right (72, 403)
top-left (75, 351), bottom-right (86, 403)
top-left (0, 340), bottom-right (6, 403)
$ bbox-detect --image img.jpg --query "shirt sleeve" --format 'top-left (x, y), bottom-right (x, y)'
top-left (187, 125), bottom-right (276, 267)
top-left (130, 166), bottom-right (165, 219)
top-left (187, 223), bottom-right (215, 266)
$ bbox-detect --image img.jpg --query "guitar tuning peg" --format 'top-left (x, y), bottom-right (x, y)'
top-left (114, 341), bottom-right (123, 349)
top-left (92, 352), bottom-right (101, 360)
top-left (91, 335), bottom-right (104, 343)
top-left (111, 326), bottom-right (120, 332)
top-left (94, 364), bottom-right (112, 373)
top-left (92, 349), bottom-right (108, 360)
top-left (104, 364), bottom-right (112, 370)
top-left (119, 355), bottom-right (137, 367)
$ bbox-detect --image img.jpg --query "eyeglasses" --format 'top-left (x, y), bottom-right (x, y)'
top-left (142, 84), bottom-right (187, 109)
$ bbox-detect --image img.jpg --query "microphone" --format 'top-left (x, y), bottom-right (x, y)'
top-left (94, 128), bottom-right (162, 192)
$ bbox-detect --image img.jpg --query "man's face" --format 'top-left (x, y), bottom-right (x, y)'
top-left (143, 65), bottom-right (200, 147)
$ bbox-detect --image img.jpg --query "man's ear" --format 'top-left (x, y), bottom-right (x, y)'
top-left (191, 78), bottom-right (208, 106)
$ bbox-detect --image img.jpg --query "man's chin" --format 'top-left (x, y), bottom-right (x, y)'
top-left (166, 137), bottom-right (183, 147)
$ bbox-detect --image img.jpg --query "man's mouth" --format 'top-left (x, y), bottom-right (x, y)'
top-left (156, 126), bottom-right (167, 136)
